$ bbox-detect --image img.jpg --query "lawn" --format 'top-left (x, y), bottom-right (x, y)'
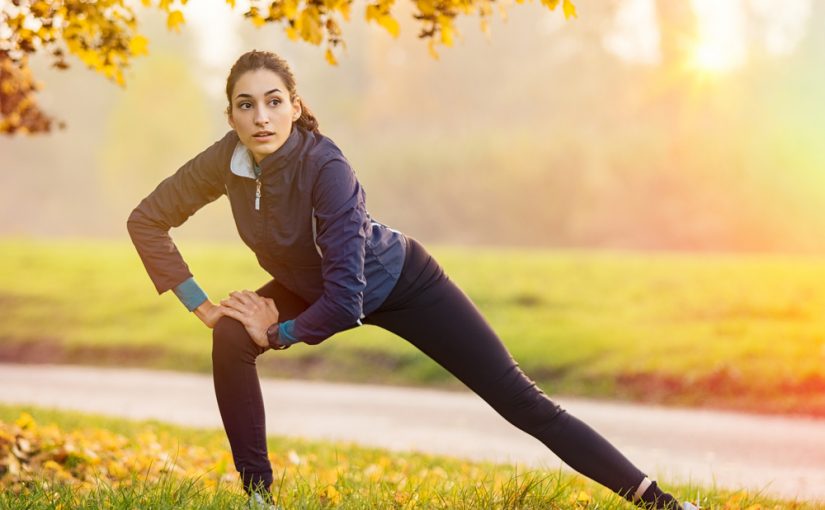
top-left (2, 236), bottom-right (825, 417)
top-left (1, 403), bottom-right (810, 509)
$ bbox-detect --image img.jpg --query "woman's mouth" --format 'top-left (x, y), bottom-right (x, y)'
top-left (253, 132), bottom-right (274, 141)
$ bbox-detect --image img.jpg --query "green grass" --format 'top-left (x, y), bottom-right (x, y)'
top-left (1, 403), bottom-right (815, 509)
top-left (2, 236), bottom-right (825, 417)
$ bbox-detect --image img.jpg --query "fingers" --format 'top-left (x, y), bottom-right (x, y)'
top-left (221, 291), bottom-right (278, 323)
top-left (228, 290), bottom-right (258, 307)
top-left (219, 296), bottom-right (243, 312)
top-left (220, 306), bottom-right (244, 322)
top-left (221, 294), bottom-right (255, 313)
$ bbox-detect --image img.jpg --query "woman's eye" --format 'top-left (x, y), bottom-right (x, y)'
top-left (270, 99), bottom-right (281, 106)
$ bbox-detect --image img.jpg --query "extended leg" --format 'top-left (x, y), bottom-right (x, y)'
top-left (363, 238), bottom-right (682, 509)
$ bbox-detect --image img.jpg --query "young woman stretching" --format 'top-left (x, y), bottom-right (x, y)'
top-left (127, 49), bottom-right (698, 510)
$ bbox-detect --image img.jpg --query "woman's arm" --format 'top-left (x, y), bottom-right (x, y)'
top-left (284, 157), bottom-right (370, 345)
top-left (126, 131), bottom-right (233, 313)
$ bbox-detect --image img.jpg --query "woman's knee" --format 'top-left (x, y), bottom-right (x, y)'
top-left (212, 316), bottom-right (262, 364)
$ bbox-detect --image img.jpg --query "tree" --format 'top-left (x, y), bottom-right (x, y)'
top-left (0, 0), bottom-right (577, 136)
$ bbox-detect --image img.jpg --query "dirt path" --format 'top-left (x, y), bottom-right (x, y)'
top-left (1, 362), bottom-right (823, 503)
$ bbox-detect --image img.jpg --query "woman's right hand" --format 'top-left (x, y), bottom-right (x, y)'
top-left (193, 300), bottom-right (227, 329)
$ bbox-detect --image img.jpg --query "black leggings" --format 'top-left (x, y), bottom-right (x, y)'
top-left (211, 236), bottom-right (681, 509)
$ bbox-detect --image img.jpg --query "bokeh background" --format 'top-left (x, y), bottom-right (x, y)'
top-left (2, 0), bottom-right (824, 253)
top-left (2, 0), bottom-right (825, 420)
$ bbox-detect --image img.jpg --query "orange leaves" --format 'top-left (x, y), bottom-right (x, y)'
top-left (0, 53), bottom-right (59, 135)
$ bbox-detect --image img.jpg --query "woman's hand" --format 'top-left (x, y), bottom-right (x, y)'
top-left (220, 290), bottom-right (280, 349)
top-left (193, 300), bottom-right (227, 329)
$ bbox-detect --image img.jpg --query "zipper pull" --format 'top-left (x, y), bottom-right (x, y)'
top-left (255, 178), bottom-right (261, 210)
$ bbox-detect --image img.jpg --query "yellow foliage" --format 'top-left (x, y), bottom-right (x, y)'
top-left (283, 0), bottom-right (299, 19)
top-left (251, 12), bottom-right (267, 27)
top-left (480, 17), bottom-right (491, 38)
top-left (30, 1), bottom-right (51, 17)
top-left (299, 7), bottom-right (324, 45)
top-left (378, 14), bottom-right (400, 37)
top-left (166, 10), bottom-right (185, 32)
top-left (563, 0), bottom-right (577, 19)
top-left (437, 14), bottom-right (455, 45)
top-left (15, 412), bottom-right (36, 430)
top-left (319, 484), bottom-right (342, 505)
top-left (339, 1), bottom-right (351, 21)
top-left (427, 38), bottom-right (440, 59)
top-left (2, 0), bottom-right (579, 135)
top-left (129, 34), bottom-right (149, 56)
top-left (416, 0), bottom-right (435, 16)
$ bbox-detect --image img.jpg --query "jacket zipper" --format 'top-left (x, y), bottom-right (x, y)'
top-left (255, 177), bottom-right (261, 210)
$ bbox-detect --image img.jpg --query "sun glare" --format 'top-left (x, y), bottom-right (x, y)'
top-left (687, 0), bottom-right (746, 74)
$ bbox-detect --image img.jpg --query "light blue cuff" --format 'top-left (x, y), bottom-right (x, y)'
top-left (172, 276), bottom-right (208, 312)
top-left (279, 320), bottom-right (299, 345)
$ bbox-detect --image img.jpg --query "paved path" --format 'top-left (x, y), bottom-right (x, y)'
top-left (1, 362), bottom-right (824, 504)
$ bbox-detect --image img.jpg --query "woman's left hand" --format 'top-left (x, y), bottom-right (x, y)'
top-left (219, 290), bottom-right (280, 349)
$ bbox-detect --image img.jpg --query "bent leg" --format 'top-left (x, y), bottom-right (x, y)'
top-left (211, 278), bottom-right (310, 497)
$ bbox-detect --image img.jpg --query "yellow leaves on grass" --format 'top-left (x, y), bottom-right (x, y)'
top-left (570, 489), bottom-right (592, 506)
top-left (0, 412), bottom-right (236, 494)
top-left (319, 483), bottom-right (342, 505)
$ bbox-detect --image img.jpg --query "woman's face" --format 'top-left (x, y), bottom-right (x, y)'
top-left (227, 68), bottom-right (302, 165)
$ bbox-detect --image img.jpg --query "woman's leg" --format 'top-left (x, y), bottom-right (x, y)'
top-left (211, 278), bottom-right (310, 498)
top-left (364, 237), bottom-right (682, 509)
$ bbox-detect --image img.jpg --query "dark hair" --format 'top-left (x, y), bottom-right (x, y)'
top-left (224, 49), bottom-right (320, 134)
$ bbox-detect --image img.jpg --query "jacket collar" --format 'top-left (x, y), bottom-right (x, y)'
top-left (230, 126), bottom-right (304, 179)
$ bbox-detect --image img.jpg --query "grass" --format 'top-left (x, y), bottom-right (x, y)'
top-left (0, 403), bottom-right (815, 509)
top-left (2, 236), bottom-right (825, 417)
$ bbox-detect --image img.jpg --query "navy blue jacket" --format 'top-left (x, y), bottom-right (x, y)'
top-left (126, 125), bottom-right (407, 345)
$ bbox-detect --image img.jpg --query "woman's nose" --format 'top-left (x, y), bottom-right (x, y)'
top-left (254, 107), bottom-right (268, 125)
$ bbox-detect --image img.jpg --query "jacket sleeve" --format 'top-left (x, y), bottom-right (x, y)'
top-left (290, 157), bottom-right (370, 345)
top-left (126, 134), bottom-right (230, 295)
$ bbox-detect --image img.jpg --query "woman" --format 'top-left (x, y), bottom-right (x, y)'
top-left (127, 50), bottom-right (697, 510)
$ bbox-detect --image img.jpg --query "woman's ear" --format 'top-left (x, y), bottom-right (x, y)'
top-left (293, 97), bottom-right (302, 121)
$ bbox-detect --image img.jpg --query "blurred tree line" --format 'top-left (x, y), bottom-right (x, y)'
top-left (1, 0), bottom-right (823, 253)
